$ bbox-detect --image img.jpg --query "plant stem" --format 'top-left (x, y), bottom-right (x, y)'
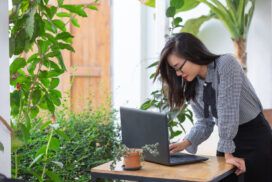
top-left (41, 129), bottom-right (53, 181)
top-left (15, 151), bottom-right (18, 178)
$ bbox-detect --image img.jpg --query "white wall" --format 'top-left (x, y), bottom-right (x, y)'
top-left (111, 0), bottom-right (142, 111)
top-left (0, 0), bottom-right (11, 177)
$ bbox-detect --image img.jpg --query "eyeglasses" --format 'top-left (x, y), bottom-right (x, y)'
top-left (173, 60), bottom-right (187, 73)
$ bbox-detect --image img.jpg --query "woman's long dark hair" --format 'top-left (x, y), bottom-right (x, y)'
top-left (154, 32), bottom-right (220, 109)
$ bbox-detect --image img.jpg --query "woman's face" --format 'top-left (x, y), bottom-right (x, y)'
top-left (167, 53), bottom-right (202, 82)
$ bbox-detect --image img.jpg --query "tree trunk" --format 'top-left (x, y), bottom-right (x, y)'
top-left (233, 39), bottom-right (247, 73)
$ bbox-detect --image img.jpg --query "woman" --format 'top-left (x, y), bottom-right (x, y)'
top-left (154, 32), bottom-right (272, 182)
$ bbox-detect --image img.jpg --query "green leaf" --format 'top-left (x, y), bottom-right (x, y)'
top-left (27, 58), bottom-right (40, 75)
top-left (27, 53), bottom-right (39, 63)
top-left (170, 0), bottom-right (184, 9)
top-left (9, 37), bottom-right (15, 57)
top-left (52, 19), bottom-right (66, 31)
top-left (46, 95), bottom-right (55, 113)
top-left (55, 130), bottom-right (69, 140)
top-left (56, 12), bottom-right (70, 17)
top-left (40, 77), bottom-right (50, 87)
top-left (140, 100), bottom-right (155, 110)
top-left (47, 70), bottom-right (64, 78)
top-left (29, 154), bottom-right (43, 168)
top-left (141, 0), bottom-right (155, 7)
top-left (71, 17), bottom-right (80, 27)
top-left (173, 17), bottom-right (183, 27)
top-left (14, 30), bottom-right (28, 55)
top-left (56, 32), bottom-right (73, 40)
top-left (177, 113), bottom-right (186, 123)
top-left (36, 145), bottom-right (47, 157)
top-left (58, 42), bottom-right (75, 52)
top-left (50, 78), bottom-right (60, 89)
top-left (176, 0), bottom-right (200, 12)
top-left (147, 61), bottom-right (159, 68)
top-left (54, 51), bottom-right (66, 71)
top-left (87, 5), bottom-right (98, 11)
top-left (166, 6), bottom-right (176, 17)
top-left (57, 0), bottom-right (64, 6)
top-left (38, 40), bottom-right (50, 54)
top-left (49, 137), bottom-right (60, 151)
top-left (10, 90), bottom-right (20, 116)
top-left (11, 136), bottom-right (24, 151)
top-left (172, 130), bottom-right (182, 138)
top-left (0, 142), bottom-right (4, 152)
top-left (45, 20), bottom-right (57, 33)
top-left (40, 120), bottom-right (51, 130)
top-left (32, 89), bottom-right (42, 105)
top-left (46, 170), bottom-right (62, 182)
top-left (19, 123), bottom-right (30, 142)
top-left (26, 8), bottom-right (35, 39)
top-left (61, 5), bottom-right (87, 17)
top-left (50, 6), bottom-right (58, 18)
top-left (10, 58), bottom-right (26, 74)
top-left (181, 15), bottom-right (213, 36)
top-left (32, 13), bottom-right (45, 38)
top-left (50, 89), bottom-right (62, 98)
top-left (30, 106), bottom-right (39, 118)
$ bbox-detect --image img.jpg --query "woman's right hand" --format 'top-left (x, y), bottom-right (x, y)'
top-left (169, 139), bottom-right (192, 154)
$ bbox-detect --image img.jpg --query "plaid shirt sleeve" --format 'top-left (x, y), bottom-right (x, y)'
top-left (216, 55), bottom-right (243, 153)
top-left (184, 100), bottom-right (215, 154)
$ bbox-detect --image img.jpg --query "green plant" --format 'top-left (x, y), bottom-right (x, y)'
top-left (141, 0), bottom-right (255, 72)
top-left (9, 0), bottom-right (98, 122)
top-left (110, 143), bottom-right (159, 170)
top-left (9, 0), bottom-right (99, 181)
top-left (141, 89), bottom-right (193, 139)
top-left (12, 105), bottom-right (120, 182)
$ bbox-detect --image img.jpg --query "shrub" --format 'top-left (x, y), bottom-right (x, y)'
top-left (12, 106), bottom-right (120, 182)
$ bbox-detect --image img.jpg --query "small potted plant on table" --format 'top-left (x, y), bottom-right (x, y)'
top-left (110, 143), bottom-right (159, 170)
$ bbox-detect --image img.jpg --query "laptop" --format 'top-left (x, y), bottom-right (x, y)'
top-left (120, 107), bottom-right (209, 166)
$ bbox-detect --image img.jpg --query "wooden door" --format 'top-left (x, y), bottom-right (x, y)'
top-left (58, 0), bottom-right (111, 112)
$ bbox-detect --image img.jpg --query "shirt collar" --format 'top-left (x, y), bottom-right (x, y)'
top-left (197, 61), bottom-right (216, 83)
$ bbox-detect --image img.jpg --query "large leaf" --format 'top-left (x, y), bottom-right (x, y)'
top-left (61, 5), bottom-right (87, 17)
top-left (25, 8), bottom-right (35, 39)
top-left (52, 19), bottom-right (66, 32)
top-left (176, 0), bottom-right (200, 12)
top-left (170, 0), bottom-right (184, 9)
top-left (166, 6), bottom-right (176, 17)
top-left (181, 14), bottom-right (213, 36)
top-left (140, 0), bottom-right (155, 8)
top-left (10, 58), bottom-right (26, 74)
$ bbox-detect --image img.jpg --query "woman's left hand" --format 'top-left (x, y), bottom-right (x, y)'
top-left (224, 153), bottom-right (246, 175)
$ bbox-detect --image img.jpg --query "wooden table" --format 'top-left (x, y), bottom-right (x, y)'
top-left (90, 156), bottom-right (238, 182)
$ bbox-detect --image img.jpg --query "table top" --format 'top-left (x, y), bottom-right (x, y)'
top-left (91, 155), bottom-right (235, 182)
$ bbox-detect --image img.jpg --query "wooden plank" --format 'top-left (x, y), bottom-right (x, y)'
top-left (70, 66), bottom-right (101, 77)
top-left (91, 156), bottom-right (235, 182)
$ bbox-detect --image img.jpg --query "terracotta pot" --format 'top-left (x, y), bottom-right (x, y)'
top-left (123, 151), bottom-right (141, 169)
top-left (263, 109), bottom-right (272, 128)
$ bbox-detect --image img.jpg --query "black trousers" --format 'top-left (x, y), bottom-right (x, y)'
top-left (216, 112), bottom-right (272, 182)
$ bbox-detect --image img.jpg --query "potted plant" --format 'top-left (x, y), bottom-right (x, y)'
top-left (110, 143), bottom-right (159, 170)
